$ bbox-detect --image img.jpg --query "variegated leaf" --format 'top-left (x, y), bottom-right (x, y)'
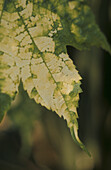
top-left (0, 0), bottom-right (111, 156)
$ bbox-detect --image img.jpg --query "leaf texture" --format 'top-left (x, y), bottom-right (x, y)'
top-left (0, 0), bottom-right (110, 155)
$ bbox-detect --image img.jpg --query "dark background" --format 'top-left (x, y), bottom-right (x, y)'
top-left (0, 0), bottom-right (111, 169)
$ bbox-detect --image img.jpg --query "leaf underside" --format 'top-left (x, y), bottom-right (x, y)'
top-left (0, 0), bottom-right (110, 156)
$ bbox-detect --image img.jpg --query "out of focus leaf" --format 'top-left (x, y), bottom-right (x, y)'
top-left (0, 93), bottom-right (11, 122)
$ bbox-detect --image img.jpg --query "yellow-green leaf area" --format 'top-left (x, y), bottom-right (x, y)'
top-left (1, 0), bottom-right (110, 156)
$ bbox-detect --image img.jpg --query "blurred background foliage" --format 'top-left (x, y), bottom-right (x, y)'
top-left (0, 0), bottom-right (111, 169)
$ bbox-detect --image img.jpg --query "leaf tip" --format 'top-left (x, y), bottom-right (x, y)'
top-left (70, 125), bottom-right (91, 157)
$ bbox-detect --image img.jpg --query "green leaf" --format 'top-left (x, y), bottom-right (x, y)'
top-left (0, 0), bottom-right (110, 155)
top-left (0, 93), bottom-right (11, 122)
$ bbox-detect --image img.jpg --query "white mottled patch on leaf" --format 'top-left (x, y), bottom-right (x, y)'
top-left (20, 3), bottom-right (33, 19)
top-left (15, 58), bottom-right (30, 67)
top-left (28, 27), bottom-right (43, 37)
top-left (1, 78), bottom-right (18, 96)
top-left (48, 29), bottom-right (57, 37)
top-left (53, 89), bottom-right (65, 116)
top-left (31, 58), bottom-right (43, 65)
top-left (21, 65), bottom-right (31, 81)
top-left (15, 33), bottom-right (26, 42)
top-left (1, 54), bottom-right (15, 66)
top-left (2, 12), bottom-right (19, 22)
top-left (8, 67), bottom-right (20, 82)
top-left (32, 64), bottom-right (56, 109)
top-left (18, 51), bottom-right (32, 60)
top-left (20, 35), bottom-right (32, 46)
top-left (61, 83), bottom-right (73, 95)
top-left (0, 37), bottom-right (18, 56)
top-left (34, 37), bottom-right (55, 52)
top-left (16, 0), bottom-right (26, 8)
top-left (59, 53), bottom-right (69, 61)
top-left (23, 77), bottom-right (34, 94)
top-left (15, 25), bottom-right (25, 35)
top-left (1, 19), bottom-right (18, 30)
top-left (44, 53), bottom-right (81, 83)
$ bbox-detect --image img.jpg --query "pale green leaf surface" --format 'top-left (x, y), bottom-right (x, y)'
top-left (0, 0), bottom-right (110, 156)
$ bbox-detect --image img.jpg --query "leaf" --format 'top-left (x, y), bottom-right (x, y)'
top-left (0, 0), bottom-right (110, 156)
top-left (0, 93), bottom-right (11, 122)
